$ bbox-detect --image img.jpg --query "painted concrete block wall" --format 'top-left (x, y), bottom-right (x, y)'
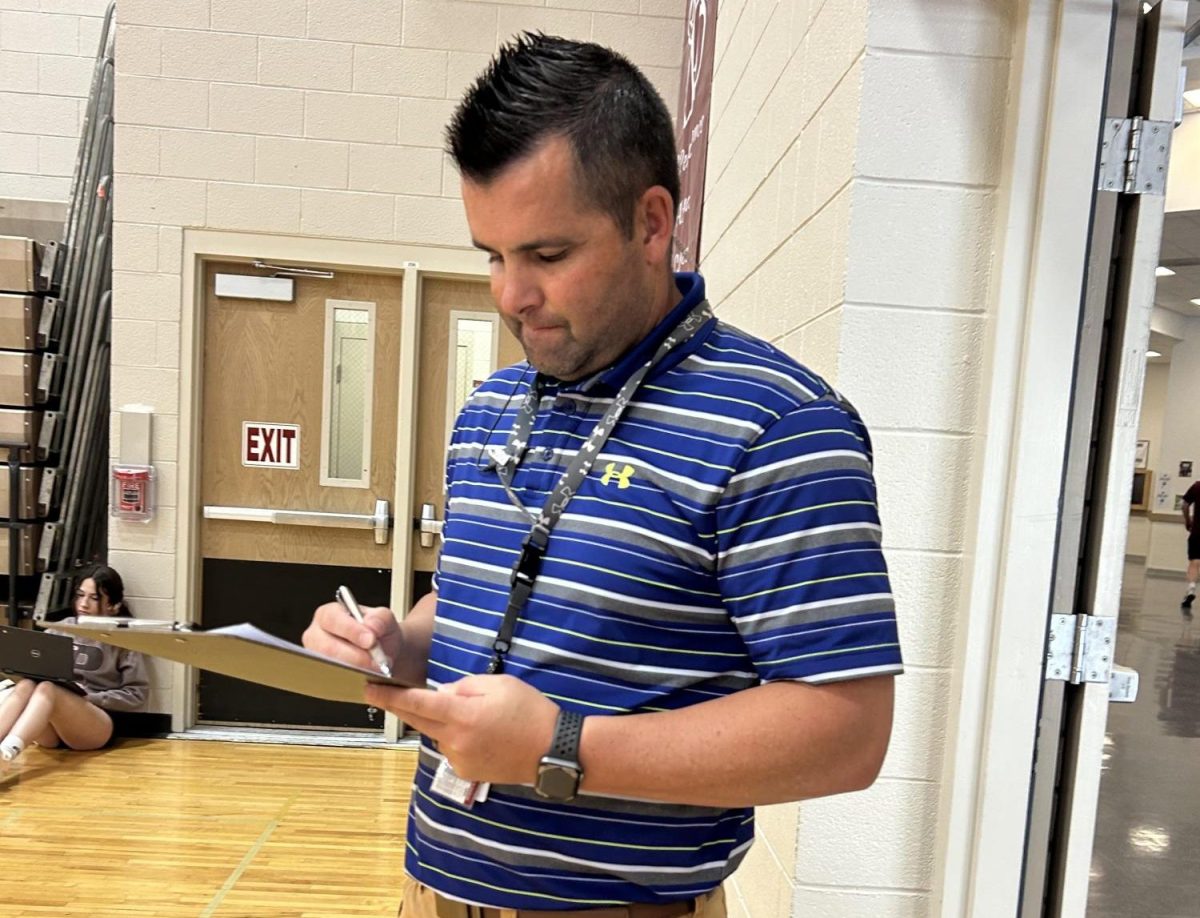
top-left (107, 1), bottom-right (685, 713)
top-left (0, 0), bottom-right (112, 201)
top-left (701, 1), bottom-right (1013, 915)
top-left (699, 3), bottom-right (867, 914)
top-left (700, 0), bottom-right (861, 390)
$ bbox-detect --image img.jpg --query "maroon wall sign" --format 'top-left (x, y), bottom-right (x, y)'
top-left (673, 0), bottom-right (717, 273)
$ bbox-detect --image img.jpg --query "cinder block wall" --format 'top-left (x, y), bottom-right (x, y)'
top-left (701, 2), bottom-right (1014, 916)
top-left (0, 0), bottom-right (112, 202)
top-left (107, 1), bottom-right (685, 712)
top-left (699, 4), bottom-right (866, 915)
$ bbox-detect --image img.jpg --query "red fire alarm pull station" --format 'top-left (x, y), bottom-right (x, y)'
top-left (111, 465), bottom-right (155, 523)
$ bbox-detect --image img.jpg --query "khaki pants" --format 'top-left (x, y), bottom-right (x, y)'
top-left (398, 881), bottom-right (727, 918)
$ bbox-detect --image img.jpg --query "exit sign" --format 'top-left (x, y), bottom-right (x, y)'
top-left (242, 422), bottom-right (300, 469)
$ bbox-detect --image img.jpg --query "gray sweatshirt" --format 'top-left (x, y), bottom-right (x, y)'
top-left (49, 618), bottom-right (149, 712)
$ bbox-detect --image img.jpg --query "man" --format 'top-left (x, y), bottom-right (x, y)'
top-left (305, 33), bottom-right (901, 918)
top-left (1182, 480), bottom-right (1199, 611)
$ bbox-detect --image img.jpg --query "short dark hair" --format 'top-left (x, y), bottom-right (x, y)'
top-left (446, 32), bottom-right (680, 237)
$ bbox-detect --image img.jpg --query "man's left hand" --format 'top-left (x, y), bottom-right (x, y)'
top-left (365, 675), bottom-right (560, 785)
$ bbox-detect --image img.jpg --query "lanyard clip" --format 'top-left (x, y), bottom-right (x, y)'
top-left (486, 645), bottom-right (508, 674)
top-left (485, 444), bottom-right (513, 472)
top-left (510, 540), bottom-right (543, 590)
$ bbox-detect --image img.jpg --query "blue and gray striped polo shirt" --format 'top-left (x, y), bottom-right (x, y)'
top-left (406, 272), bottom-right (903, 909)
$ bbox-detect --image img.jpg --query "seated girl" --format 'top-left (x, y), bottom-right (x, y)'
top-left (0, 564), bottom-right (148, 766)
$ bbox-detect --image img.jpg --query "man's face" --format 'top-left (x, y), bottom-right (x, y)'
top-left (461, 136), bottom-right (663, 381)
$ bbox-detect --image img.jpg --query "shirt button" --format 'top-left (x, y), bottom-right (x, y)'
top-left (558, 400), bottom-right (575, 415)
top-left (541, 447), bottom-right (555, 461)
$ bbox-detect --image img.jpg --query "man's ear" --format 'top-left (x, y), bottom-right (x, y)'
top-left (637, 185), bottom-right (676, 267)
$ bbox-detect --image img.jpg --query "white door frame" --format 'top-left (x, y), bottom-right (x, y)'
top-left (936, 2), bottom-right (1188, 914)
top-left (1046, 4), bottom-right (1187, 912)
top-left (933, 2), bottom-right (1124, 914)
top-left (174, 230), bottom-right (488, 734)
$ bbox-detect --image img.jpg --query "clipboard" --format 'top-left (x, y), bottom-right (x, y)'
top-left (52, 620), bottom-right (420, 705)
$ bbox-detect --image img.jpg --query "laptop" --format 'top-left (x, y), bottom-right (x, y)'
top-left (0, 625), bottom-right (86, 695)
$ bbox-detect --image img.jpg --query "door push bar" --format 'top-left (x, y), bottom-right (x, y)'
top-left (204, 498), bottom-right (392, 545)
top-left (414, 502), bottom-right (443, 549)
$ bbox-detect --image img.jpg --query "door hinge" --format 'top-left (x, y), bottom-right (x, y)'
top-left (1097, 117), bottom-right (1172, 195)
top-left (1046, 613), bottom-right (1116, 685)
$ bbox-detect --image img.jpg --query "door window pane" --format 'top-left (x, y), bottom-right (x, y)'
top-left (446, 313), bottom-right (499, 450)
top-left (453, 317), bottom-right (497, 411)
top-left (322, 301), bottom-right (375, 487)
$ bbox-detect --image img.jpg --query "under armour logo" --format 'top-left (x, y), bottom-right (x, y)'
top-left (600, 462), bottom-right (635, 489)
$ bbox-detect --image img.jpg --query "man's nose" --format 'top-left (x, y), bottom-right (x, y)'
top-left (493, 263), bottom-right (543, 317)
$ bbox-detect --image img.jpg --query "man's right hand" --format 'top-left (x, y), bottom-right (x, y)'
top-left (302, 601), bottom-right (403, 672)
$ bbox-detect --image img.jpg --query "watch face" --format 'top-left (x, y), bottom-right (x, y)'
top-left (536, 761), bottom-right (581, 801)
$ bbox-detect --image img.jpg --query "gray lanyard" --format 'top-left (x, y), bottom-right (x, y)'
top-left (485, 299), bottom-right (714, 674)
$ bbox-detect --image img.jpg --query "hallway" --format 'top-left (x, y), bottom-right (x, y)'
top-left (1087, 562), bottom-right (1200, 916)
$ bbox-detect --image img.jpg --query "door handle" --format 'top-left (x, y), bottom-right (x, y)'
top-left (413, 502), bottom-right (443, 549)
top-left (204, 498), bottom-right (393, 545)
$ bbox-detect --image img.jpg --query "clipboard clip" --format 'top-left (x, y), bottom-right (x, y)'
top-left (70, 616), bottom-right (194, 631)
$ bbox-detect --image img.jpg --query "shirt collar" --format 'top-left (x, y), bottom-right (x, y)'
top-left (553, 272), bottom-right (707, 396)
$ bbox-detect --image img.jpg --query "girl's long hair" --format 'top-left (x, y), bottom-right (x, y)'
top-left (77, 564), bottom-right (132, 617)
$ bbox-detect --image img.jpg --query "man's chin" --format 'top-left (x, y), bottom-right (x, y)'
top-left (521, 346), bottom-right (588, 382)
top-left (527, 360), bottom-right (580, 381)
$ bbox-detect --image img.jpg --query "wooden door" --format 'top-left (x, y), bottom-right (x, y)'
top-left (411, 278), bottom-right (522, 583)
top-left (198, 262), bottom-right (402, 729)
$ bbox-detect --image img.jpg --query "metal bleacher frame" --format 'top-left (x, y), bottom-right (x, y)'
top-left (0, 4), bottom-right (116, 626)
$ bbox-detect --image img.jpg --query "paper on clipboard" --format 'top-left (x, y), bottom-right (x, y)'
top-left (52, 620), bottom-right (419, 704)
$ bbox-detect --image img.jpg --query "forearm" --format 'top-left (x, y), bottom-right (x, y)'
top-left (577, 676), bottom-right (894, 808)
top-left (85, 685), bottom-right (146, 712)
top-left (390, 590), bottom-right (437, 686)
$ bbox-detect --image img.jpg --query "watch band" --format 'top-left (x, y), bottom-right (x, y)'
top-left (549, 709), bottom-right (584, 762)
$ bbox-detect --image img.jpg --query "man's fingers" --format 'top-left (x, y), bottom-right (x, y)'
top-left (361, 606), bottom-right (399, 641)
top-left (304, 601), bottom-right (379, 661)
top-left (375, 704), bottom-right (444, 738)
top-left (365, 685), bottom-right (455, 727)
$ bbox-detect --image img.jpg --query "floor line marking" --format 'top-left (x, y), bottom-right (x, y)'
top-left (200, 795), bottom-right (297, 917)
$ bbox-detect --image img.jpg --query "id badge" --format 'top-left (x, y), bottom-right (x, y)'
top-left (431, 759), bottom-right (489, 808)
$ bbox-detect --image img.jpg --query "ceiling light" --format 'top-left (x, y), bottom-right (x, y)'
top-left (1184, 89), bottom-right (1200, 108)
top-left (1156, 266), bottom-right (1175, 277)
top-left (1191, 298), bottom-right (1200, 306)
top-left (1147, 350), bottom-right (1162, 358)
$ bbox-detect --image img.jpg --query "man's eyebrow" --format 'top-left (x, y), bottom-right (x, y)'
top-left (471, 237), bottom-right (576, 253)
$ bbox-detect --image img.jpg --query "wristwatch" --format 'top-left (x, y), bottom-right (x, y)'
top-left (535, 709), bottom-right (585, 802)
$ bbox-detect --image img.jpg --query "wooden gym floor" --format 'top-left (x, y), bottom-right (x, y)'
top-left (0, 737), bottom-right (418, 917)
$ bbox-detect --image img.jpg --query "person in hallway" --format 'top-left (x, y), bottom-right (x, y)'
top-left (305, 33), bottom-right (901, 917)
top-left (0, 564), bottom-right (148, 768)
top-left (1183, 480), bottom-right (1200, 611)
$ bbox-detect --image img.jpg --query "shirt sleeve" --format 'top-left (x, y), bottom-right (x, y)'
top-left (85, 649), bottom-right (149, 712)
top-left (431, 421), bottom-right (458, 596)
top-left (715, 395), bottom-right (903, 684)
top-left (1184, 483), bottom-right (1200, 506)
